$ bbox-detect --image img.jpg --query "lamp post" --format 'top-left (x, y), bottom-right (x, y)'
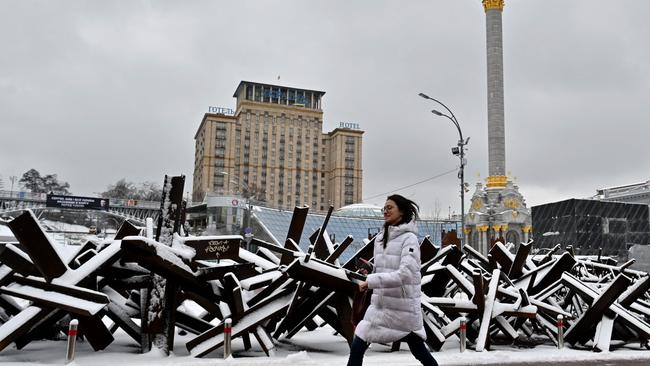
top-left (419, 93), bottom-right (469, 249)
top-left (9, 176), bottom-right (17, 198)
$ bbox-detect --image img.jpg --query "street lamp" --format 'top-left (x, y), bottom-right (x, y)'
top-left (9, 176), bottom-right (17, 198)
top-left (419, 93), bottom-right (469, 249)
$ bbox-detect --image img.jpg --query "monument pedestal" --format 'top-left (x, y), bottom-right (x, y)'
top-left (465, 178), bottom-right (531, 255)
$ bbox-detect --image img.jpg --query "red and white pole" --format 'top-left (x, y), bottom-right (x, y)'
top-left (459, 316), bottom-right (467, 352)
top-left (557, 314), bottom-right (564, 349)
top-left (224, 318), bottom-right (232, 358)
top-left (66, 319), bottom-right (79, 364)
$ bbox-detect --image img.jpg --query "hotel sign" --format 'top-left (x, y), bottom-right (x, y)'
top-left (339, 122), bottom-right (361, 130)
top-left (184, 236), bottom-right (241, 260)
top-left (208, 106), bottom-right (235, 115)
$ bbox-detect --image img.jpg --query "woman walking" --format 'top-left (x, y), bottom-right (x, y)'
top-left (347, 194), bottom-right (438, 366)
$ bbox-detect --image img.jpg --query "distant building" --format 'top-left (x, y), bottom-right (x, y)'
top-left (531, 198), bottom-right (650, 258)
top-left (593, 180), bottom-right (650, 206)
top-left (193, 81), bottom-right (363, 212)
top-left (334, 203), bottom-right (383, 219)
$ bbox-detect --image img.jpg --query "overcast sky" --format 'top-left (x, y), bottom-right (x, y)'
top-left (2, 0), bottom-right (650, 217)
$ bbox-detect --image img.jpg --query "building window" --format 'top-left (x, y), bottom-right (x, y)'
top-left (245, 86), bottom-right (252, 100)
top-left (254, 86), bottom-right (261, 102)
top-left (214, 174), bottom-right (225, 188)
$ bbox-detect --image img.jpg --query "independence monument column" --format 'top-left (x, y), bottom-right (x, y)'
top-left (465, 0), bottom-right (532, 255)
top-left (484, 0), bottom-right (507, 187)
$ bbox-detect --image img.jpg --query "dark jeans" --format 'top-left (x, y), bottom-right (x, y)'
top-left (346, 333), bottom-right (438, 366)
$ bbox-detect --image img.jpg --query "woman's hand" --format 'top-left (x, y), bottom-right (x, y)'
top-left (359, 281), bottom-right (368, 292)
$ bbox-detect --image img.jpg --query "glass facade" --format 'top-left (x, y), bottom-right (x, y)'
top-left (335, 204), bottom-right (383, 218)
top-left (242, 83), bottom-right (322, 110)
top-left (531, 199), bottom-right (650, 258)
top-left (251, 206), bottom-right (459, 262)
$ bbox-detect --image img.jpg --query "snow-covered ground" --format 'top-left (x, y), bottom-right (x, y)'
top-left (0, 223), bottom-right (15, 242)
top-left (0, 219), bottom-right (102, 246)
top-left (39, 220), bottom-right (91, 233)
top-left (1, 321), bottom-right (650, 366)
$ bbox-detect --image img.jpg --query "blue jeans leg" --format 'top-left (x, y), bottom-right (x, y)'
top-left (403, 333), bottom-right (438, 366)
top-left (347, 336), bottom-right (370, 366)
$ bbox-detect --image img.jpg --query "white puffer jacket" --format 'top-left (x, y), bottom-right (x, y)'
top-left (354, 220), bottom-right (426, 343)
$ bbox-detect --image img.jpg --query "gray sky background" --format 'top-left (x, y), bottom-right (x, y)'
top-left (1, 0), bottom-right (650, 218)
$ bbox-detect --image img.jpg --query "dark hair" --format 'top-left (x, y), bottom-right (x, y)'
top-left (382, 194), bottom-right (419, 247)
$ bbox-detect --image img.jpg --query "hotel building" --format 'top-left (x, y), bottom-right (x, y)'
top-left (193, 81), bottom-right (363, 211)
